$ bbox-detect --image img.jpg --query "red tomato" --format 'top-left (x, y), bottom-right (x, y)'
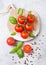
top-left (7, 37), bottom-right (16, 46)
top-left (21, 31), bottom-right (29, 39)
top-left (14, 24), bottom-right (23, 32)
top-left (25, 23), bottom-right (34, 31)
top-left (23, 44), bottom-right (33, 53)
top-left (27, 14), bottom-right (36, 23)
top-left (18, 15), bottom-right (26, 24)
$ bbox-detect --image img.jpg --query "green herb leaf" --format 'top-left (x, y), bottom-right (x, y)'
top-left (9, 46), bottom-right (17, 53)
top-left (17, 48), bottom-right (24, 58)
top-left (17, 42), bottom-right (24, 48)
top-left (29, 33), bottom-right (35, 38)
top-left (9, 16), bottom-right (17, 24)
top-left (10, 32), bottom-right (16, 36)
top-left (28, 11), bottom-right (32, 14)
top-left (18, 8), bottom-right (23, 16)
top-left (9, 42), bottom-right (24, 54)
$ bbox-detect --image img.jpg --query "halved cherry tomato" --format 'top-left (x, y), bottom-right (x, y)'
top-left (23, 44), bottom-right (33, 53)
top-left (21, 31), bottom-right (29, 39)
top-left (25, 23), bottom-right (34, 31)
top-left (18, 15), bottom-right (26, 24)
top-left (14, 24), bottom-right (23, 32)
top-left (7, 37), bottom-right (16, 46)
top-left (27, 14), bottom-right (36, 23)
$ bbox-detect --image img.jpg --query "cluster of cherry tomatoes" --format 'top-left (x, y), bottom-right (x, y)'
top-left (14, 14), bottom-right (36, 39)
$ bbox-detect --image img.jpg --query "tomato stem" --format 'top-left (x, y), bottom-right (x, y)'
top-left (30, 15), bottom-right (34, 19)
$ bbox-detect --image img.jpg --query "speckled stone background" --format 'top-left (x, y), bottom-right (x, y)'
top-left (0, 0), bottom-right (46, 65)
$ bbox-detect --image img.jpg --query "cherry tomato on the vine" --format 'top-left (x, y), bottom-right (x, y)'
top-left (25, 23), bottom-right (34, 31)
top-left (18, 15), bottom-right (26, 24)
top-left (27, 14), bottom-right (36, 23)
top-left (14, 24), bottom-right (23, 32)
top-left (21, 31), bottom-right (29, 39)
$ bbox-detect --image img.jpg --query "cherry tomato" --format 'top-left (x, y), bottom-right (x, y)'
top-left (21, 31), bottom-right (29, 39)
top-left (27, 14), bottom-right (36, 23)
top-left (25, 23), bottom-right (34, 31)
top-left (7, 37), bottom-right (16, 46)
top-left (23, 44), bottom-right (33, 53)
top-left (18, 15), bottom-right (26, 24)
top-left (14, 24), bottom-right (23, 32)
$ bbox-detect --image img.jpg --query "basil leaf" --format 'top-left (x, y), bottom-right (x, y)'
top-left (9, 46), bottom-right (17, 53)
top-left (9, 16), bottom-right (17, 24)
top-left (17, 42), bottom-right (24, 49)
top-left (28, 11), bottom-right (32, 14)
top-left (10, 32), bottom-right (16, 36)
top-left (18, 8), bottom-right (23, 16)
top-left (9, 42), bottom-right (24, 54)
top-left (17, 48), bottom-right (24, 58)
top-left (29, 33), bottom-right (35, 38)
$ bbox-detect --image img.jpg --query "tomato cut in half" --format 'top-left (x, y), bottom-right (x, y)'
top-left (23, 44), bottom-right (33, 53)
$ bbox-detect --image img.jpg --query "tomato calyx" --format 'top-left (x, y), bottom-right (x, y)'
top-left (27, 23), bottom-right (31, 26)
top-left (20, 16), bottom-right (25, 20)
top-left (30, 15), bottom-right (34, 19)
